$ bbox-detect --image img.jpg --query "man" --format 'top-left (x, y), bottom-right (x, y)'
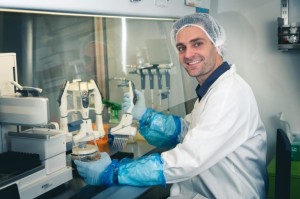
top-left (75, 13), bottom-right (267, 199)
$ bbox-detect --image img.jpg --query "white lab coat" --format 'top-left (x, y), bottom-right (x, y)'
top-left (161, 64), bottom-right (267, 199)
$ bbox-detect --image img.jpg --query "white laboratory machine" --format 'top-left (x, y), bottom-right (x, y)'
top-left (57, 79), bottom-right (105, 162)
top-left (0, 53), bottom-right (72, 199)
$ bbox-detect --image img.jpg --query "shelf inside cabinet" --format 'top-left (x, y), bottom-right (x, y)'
top-left (277, 0), bottom-right (300, 50)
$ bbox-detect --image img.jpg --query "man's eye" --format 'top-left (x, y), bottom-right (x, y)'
top-left (194, 42), bottom-right (202, 47)
top-left (177, 46), bottom-right (185, 52)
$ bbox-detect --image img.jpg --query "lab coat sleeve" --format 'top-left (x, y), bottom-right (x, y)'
top-left (161, 75), bottom-right (263, 183)
top-left (139, 108), bottom-right (182, 148)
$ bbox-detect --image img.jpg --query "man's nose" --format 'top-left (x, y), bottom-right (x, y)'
top-left (184, 47), bottom-right (195, 58)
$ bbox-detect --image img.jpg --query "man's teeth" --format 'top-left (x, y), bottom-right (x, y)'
top-left (189, 60), bottom-right (200, 64)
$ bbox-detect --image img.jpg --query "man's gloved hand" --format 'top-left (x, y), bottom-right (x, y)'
top-left (123, 89), bottom-right (146, 121)
top-left (74, 152), bottom-right (112, 186)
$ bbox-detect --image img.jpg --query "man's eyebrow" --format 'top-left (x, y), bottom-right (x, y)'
top-left (176, 37), bottom-right (205, 47)
top-left (176, 43), bottom-right (184, 48)
top-left (190, 37), bottom-right (204, 43)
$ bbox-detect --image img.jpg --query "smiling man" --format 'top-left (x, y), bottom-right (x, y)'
top-left (176, 26), bottom-right (222, 85)
top-left (75, 13), bottom-right (267, 199)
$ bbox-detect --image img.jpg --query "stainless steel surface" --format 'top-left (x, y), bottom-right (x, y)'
top-left (109, 140), bottom-right (155, 158)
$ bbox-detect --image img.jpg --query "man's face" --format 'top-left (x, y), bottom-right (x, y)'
top-left (175, 26), bottom-right (221, 85)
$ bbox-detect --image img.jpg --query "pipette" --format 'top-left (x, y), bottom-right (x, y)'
top-left (136, 68), bottom-right (146, 93)
top-left (148, 68), bottom-right (155, 108)
top-left (155, 66), bottom-right (163, 106)
top-left (165, 69), bottom-right (171, 113)
top-left (110, 80), bottom-right (137, 149)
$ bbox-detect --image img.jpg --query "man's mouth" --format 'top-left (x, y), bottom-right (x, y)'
top-left (186, 59), bottom-right (203, 66)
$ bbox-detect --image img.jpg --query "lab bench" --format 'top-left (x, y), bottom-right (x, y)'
top-left (36, 140), bottom-right (171, 199)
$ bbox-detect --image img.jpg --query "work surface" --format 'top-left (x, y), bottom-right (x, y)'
top-left (37, 140), bottom-right (170, 199)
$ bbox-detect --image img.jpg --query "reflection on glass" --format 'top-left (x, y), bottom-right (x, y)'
top-left (0, 11), bottom-right (197, 124)
top-left (121, 17), bottom-right (127, 74)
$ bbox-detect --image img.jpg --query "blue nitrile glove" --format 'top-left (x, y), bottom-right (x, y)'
top-left (74, 152), bottom-right (112, 185)
top-left (122, 89), bottom-right (146, 120)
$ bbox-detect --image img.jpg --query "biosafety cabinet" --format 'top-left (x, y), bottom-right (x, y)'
top-left (0, 0), bottom-right (210, 122)
top-left (0, 1), bottom-right (209, 198)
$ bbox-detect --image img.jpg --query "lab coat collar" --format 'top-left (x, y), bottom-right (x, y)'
top-left (195, 61), bottom-right (230, 101)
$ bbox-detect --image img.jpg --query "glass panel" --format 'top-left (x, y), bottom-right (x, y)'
top-left (0, 11), bottom-right (197, 124)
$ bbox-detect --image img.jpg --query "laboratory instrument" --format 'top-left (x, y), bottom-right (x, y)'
top-left (0, 97), bottom-right (72, 199)
top-left (110, 80), bottom-right (137, 149)
top-left (131, 63), bottom-right (172, 110)
top-left (0, 53), bottom-right (72, 199)
top-left (10, 80), bottom-right (43, 97)
top-left (57, 79), bottom-right (105, 162)
top-left (156, 67), bottom-right (163, 106)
